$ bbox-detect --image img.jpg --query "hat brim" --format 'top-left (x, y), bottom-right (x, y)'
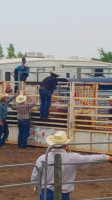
top-left (50, 71), bottom-right (59, 76)
top-left (16, 96), bottom-right (26, 103)
top-left (46, 135), bottom-right (70, 146)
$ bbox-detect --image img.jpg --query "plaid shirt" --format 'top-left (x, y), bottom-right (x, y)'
top-left (16, 102), bottom-right (36, 119)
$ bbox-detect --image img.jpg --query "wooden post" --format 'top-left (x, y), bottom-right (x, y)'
top-left (54, 154), bottom-right (62, 200)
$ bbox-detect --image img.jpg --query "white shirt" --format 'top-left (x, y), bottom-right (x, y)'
top-left (31, 148), bottom-right (109, 193)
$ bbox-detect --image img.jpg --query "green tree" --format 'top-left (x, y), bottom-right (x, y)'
top-left (0, 44), bottom-right (4, 58)
top-left (7, 43), bottom-right (16, 58)
top-left (17, 51), bottom-right (23, 58)
top-left (91, 57), bottom-right (100, 61)
top-left (17, 51), bottom-right (27, 58)
top-left (24, 52), bottom-right (27, 57)
top-left (98, 47), bottom-right (112, 63)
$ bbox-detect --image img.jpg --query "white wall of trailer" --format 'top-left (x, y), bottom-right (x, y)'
top-left (0, 57), bottom-right (112, 82)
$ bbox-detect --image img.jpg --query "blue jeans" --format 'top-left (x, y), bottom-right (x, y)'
top-left (39, 88), bottom-right (51, 118)
top-left (18, 119), bottom-right (30, 148)
top-left (0, 119), bottom-right (9, 147)
top-left (40, 189), bottom-right (70, 200)
top-left (20, 73), bottom-right (28, 81)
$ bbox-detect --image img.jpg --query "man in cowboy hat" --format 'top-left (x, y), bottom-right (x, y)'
top-left (39, 71), bottom-right (68, 118)
top-left (0, 93), bottom-right (18, 147)
top-left (11, 94), bottom-right (37, 148)
top-left (31, 130), bottom-right (112, 200)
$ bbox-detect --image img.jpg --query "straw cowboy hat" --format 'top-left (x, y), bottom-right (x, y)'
top-left (0, 94), bottom-right (8, 99)
top-left (16, 94), bottom-right (26, 104)
top-left (50, 71), bottom-right (59, 76)
top-left (46, 131), bottom-right (70, 146)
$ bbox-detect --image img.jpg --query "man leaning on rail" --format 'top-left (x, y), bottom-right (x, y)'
top-left (39, 71), bottom-right (68, 118)
top-left (0, 93), bottom-right (18, 148)
top-left (31, 131), bottom-right (112, 200)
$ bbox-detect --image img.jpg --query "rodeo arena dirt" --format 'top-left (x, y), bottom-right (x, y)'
top-left (1, 78), bottom-right (112, 200)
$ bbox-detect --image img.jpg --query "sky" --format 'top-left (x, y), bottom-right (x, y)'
top-left (0, 0), bottom-right (112, 59)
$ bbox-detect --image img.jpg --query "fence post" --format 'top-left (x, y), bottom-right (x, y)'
top-left (77, 67), bottom-right (81, 81)
top-left (54, 154), bottom-right (62, 200)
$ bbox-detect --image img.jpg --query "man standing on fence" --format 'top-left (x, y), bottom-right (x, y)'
top-left (14, 57), bottom-right (30, 93)
top-left (31, 131), bottom-right (112, 200)
top-left (39, 71), bottom-right (68, 118)
top-left (0, 93), bottom-right (18, 148)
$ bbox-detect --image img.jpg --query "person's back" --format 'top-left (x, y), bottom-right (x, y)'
top-left (40, 75), bottom-right (57, 94)
top-left (16, 101), bottom-right (36, 120)
top-left (34, 149), bottom-right (77, 193)
top-left (40, 72), bottom-right (68, 94)
top-left (32, 147), bottom-right (109, 194)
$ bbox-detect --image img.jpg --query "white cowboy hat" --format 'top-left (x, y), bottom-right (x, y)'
top-left (46, 131), bottom-right (70, 146)
top-left (16, 94), bottom-right (26, 104)
top-left (109, 96), bottom-right (112, 99)
top-left (50, 71), bottom-right (59, 76)
top-left (0, 94), bottom-right (8, 99)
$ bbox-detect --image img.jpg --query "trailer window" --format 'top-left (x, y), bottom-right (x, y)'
top-left (94, 69), bottom-right (103, 77)
top-left (5, 72), bottom-right (11, 81)
top-left (66, 73), bottom-right (70, 78)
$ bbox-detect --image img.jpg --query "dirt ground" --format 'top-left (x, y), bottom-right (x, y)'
top-left (0, 144), bottom-right (112, 200)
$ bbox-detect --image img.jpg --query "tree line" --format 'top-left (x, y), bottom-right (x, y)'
top-left (0, 43), bottom-right (27, 59)
top-left (1, 43), bottom-right (112, 63)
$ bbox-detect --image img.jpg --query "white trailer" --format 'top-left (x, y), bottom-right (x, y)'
top-left (0, 57), bottom-right (112, 82)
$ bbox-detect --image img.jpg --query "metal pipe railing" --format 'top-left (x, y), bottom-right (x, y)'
top-left (0, 163), bottom-right (41, 200)
top-left (83, 197), bottom-right (112, 200)
top-left (1, 143), bottom-right (112, 200)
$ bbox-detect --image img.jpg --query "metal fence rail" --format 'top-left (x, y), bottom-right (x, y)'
top-left (3, 80), bottom-right (112, 153)
top-left (83, 197), bottom-right (112, 200)
top-left (0, 163), bottom-right (41, 200)
top-left (1, 143), bottom-right (112, 200)
top-left (69, 82), bottom-right (112, 154)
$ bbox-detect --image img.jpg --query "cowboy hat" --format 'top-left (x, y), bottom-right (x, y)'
top-left (109, 96), bottom-right (112, 99)
top-left (0, 94), bottom-right (8, 99)
top-left (16, 94), bottom-right (26, 104)
top-left (46, 131), bottom-right (70, 146)
top-left (50, 71), bottom-right (59, 76)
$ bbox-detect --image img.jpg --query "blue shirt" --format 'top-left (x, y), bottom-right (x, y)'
top-left (0, 95), bottom-right (16, 123)
top-left (17, 65), bottom-right (30, 81)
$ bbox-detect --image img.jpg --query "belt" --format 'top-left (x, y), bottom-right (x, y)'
top-left (40, 87), bottom-right (51, 92)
